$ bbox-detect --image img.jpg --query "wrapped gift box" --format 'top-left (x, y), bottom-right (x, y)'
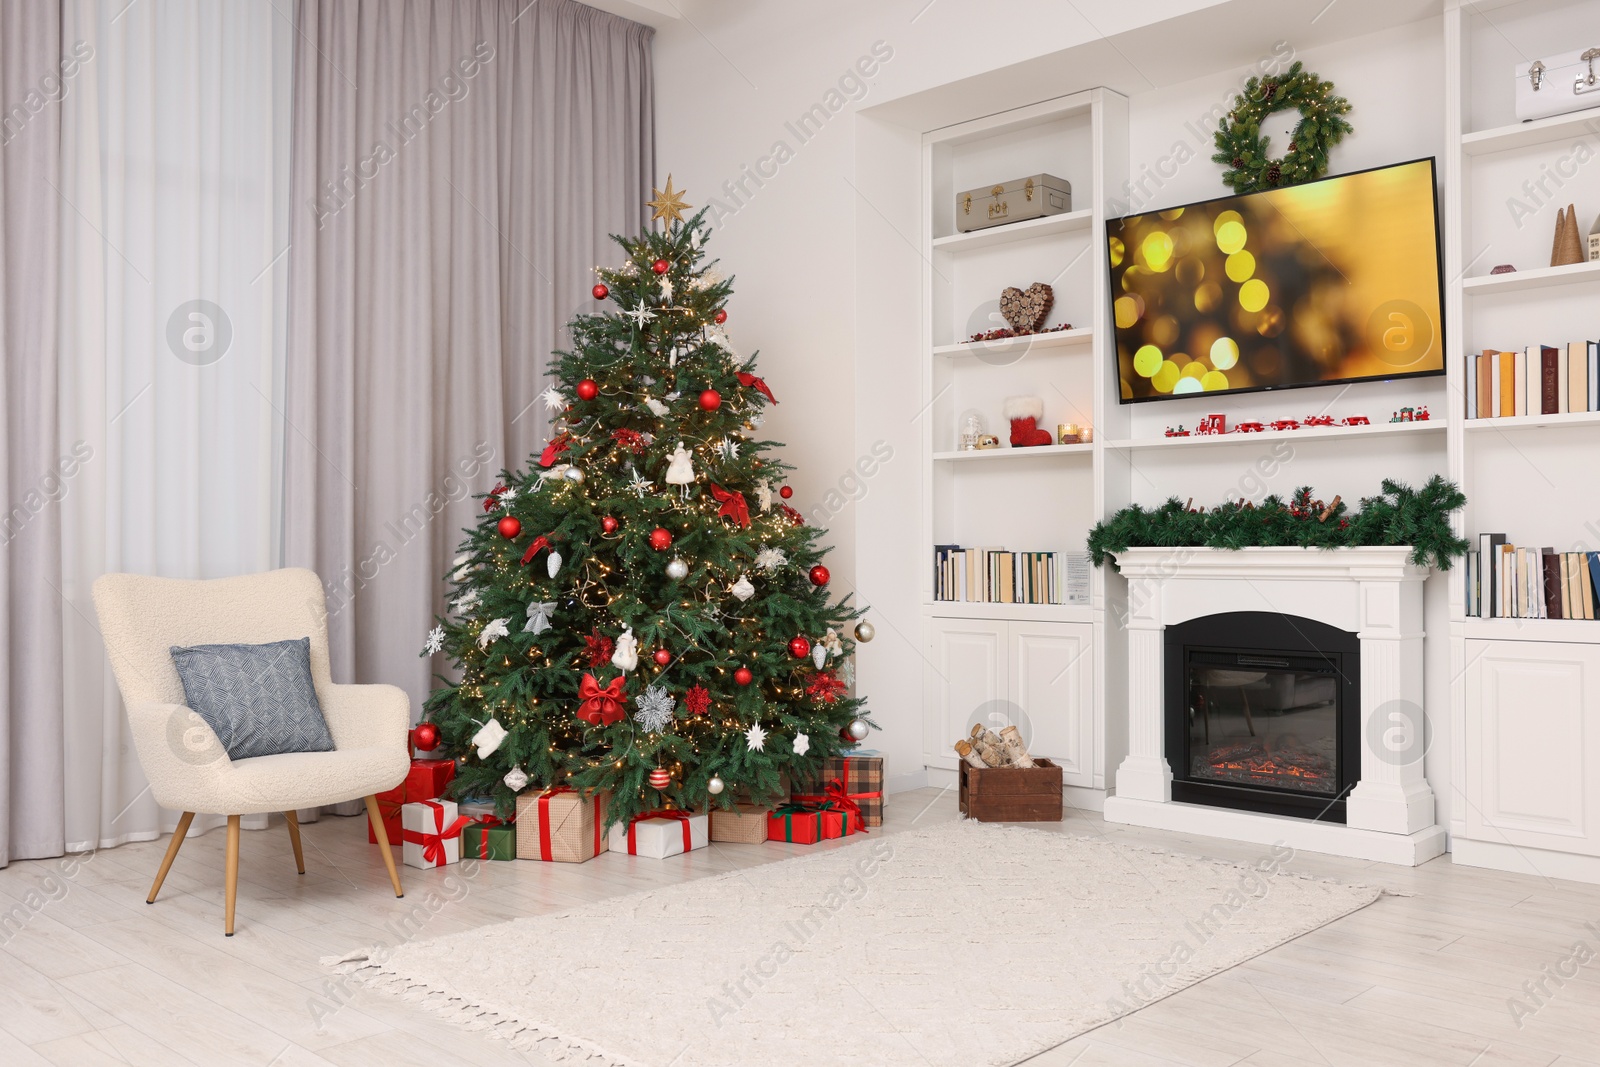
top-left (794, 754), bottom-right (883, 828)
top-left (608, 810), bottom-right (709, 858)
top-left (457, 797), bottom-right (510, 822)
top-left (818, 805), bottom-right (864, 840)
top-left (710, 804), bottom-right (770, 844)
top-left (461, 819), bottom-right (516, 861)
top-left (400, 799), bottom-right (469, 869)
top-left (515, 787), bottom-right (609, 863)
top-left (368, 757), bottom-right (458, 843)
top-left (766, 804), bottom-right (824, 845)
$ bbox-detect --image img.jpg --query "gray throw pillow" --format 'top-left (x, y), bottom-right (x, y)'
top-left (169, 637), bottom-right (336, 761)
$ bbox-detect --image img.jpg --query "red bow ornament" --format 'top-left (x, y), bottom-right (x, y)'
top-left (736, 372), bottom-right (778, 405)
top-left (520, 534), bottom-right (551, 565)
top-left (539, 433), bottom-right (572, 468)
top-left (576, 673), bottom-right (627, 726)
top-left (710, 483), bottom-right (750, 528)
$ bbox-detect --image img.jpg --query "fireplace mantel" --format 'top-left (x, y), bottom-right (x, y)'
top-left (1103, 546), bottom-right (1447, 865)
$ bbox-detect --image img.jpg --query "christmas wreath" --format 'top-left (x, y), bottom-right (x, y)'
top-left (1211, 61), bottom-right (1353, 194)
top-left (1087, 477), bottom-right (1469, 571)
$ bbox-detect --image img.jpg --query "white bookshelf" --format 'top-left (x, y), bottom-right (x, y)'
top-left (918, 89), bottom-right (1128, 792)
top-left (1445, 0), bottom-right (1600, 882)
top-left (1105, 419), bottom-right (1446, 452)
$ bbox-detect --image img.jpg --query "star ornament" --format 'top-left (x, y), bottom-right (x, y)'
top-left (745, 722), bottom-right (768, 752)
top-left (647, 175), bottom-right (691, 226)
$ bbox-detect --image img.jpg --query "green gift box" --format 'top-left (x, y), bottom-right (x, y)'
top-left (460, 820), bottom-right (516, 861)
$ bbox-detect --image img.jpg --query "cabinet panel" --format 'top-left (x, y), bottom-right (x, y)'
top-left (924, 619), bottom-right (1006, 764)
top-left (1465, 641), bottom-right (1600, 855)
top-left (1010, 622), bottom-right (1096, 787)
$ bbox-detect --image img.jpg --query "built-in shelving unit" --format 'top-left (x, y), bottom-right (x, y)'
top-left (918, 89), bottom-right (1127, 797)
top-left (1444, 0), bottom-right (1600, 882)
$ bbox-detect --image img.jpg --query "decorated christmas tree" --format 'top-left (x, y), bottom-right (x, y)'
top-left (421, 179), bottom-right (873, 828)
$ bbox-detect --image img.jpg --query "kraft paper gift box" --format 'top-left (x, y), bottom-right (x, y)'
top-left (608, 810), bottom-right (709, 858)
top-left (709, 804), bottom-right (771, 843)
top-left (460, 818), bottom-right (516, 861)
top-left (400, 798), bottom-right (470, 869)
top-left (766, 804), bottom-right (824, 845)
top-left (793, 753), bottom-right (883, 828)
top-left (515, 787), bottom-right (609, 862)
top-left (368, 757), bottom-right (458, 843)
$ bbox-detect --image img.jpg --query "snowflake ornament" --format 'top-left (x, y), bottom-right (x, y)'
top-left (624, 303), bottom-right (655, 328)
top-left (745, 722), bottom-right (768, 752)
top-left (685, 684), bottom-right (711, 715)
top-left (716, 438), bottom-right (740, 461)
top-left (755, 546), bottom-right (787, 573)
top-left (627, 468), bottom-right (651, 498)
top-left (477, 617), bottom-right (510, 649)
top-left (422, 625), bottom-right (445, 656)
top-left (540, 385), bottom-right (567, 413)
top-left (634, 684), bottom-right (676, 732)
top-left (793, 731), bottom-right (810, 756)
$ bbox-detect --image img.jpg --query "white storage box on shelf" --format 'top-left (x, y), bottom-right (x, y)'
top-left (1515, 46), bottom-right (1600, 122)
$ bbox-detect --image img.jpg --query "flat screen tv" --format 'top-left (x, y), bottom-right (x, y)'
top-left (1108, 157), bottom-right (1444, 403)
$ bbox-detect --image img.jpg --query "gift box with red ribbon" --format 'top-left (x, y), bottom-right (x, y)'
top-left (793, 754), bottom-right (883, 828)
top-left (808, 779), bottom-right (869, 839)
top-left (607, 809), bottom-right (708, 858)
top-left (766, 803), bottom-right (824, 845)
top-left (368, 757), bottom-right (458, 843)
top-left (461, 816), bottom-right (516, 861)
top-left (514, 786), bottom-right (609, 863)
top-left (400, 798), bottom-right (470, 869)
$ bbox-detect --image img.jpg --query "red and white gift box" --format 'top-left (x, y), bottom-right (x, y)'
top-left (400, 798), bottom-right (470, 869)
top-left (369, 757), bottom-right (457, 843)
top-left (607, 809), bottom-right (708, 859)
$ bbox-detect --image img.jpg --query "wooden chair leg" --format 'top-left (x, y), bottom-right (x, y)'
top-left (364, 795), bottom-right (404, 898)
top-left (147, 811), bottom-right (195, 904)
top-left (224, 814), bottom-right (241, 936)
top-left (284, 810), bottom-right (306, 875)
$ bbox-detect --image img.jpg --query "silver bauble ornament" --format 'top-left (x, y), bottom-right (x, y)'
top-left (707, 775), bottom-right (725, 796)
top-left (563, 465), bottom-right (585, 484)
top-left (854, 620), bottom-right (875, 643)
top-left (666, 557), bottom-right (689, 580)
top-left (846, 717), bottom-right (870, 741)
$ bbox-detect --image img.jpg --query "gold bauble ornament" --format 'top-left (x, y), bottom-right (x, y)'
top-left (854, 620), bottom-right (875, 643)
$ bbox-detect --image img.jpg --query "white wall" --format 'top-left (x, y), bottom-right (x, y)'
top-left (653, 1), bottom-right (1458, 816)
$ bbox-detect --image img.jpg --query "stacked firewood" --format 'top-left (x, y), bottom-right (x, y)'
top-left (953, 724), bottom-right (1035, 769)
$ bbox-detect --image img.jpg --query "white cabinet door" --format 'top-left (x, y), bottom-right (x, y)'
top-left (1465, 640), bottom-right (1600, 856)
top-left (1010, 622), bottom-right (1096, 787)
top-left (924, 619), bottom-right (1006, 765)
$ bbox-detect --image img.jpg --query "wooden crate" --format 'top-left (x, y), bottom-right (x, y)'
top-left (958, 759), bottom-right (1063, 822)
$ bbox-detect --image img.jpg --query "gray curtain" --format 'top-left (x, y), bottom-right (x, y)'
top-left (284, 0), bottom-right (654, 707)
top-left (0, 1), bottom-right (66, 865)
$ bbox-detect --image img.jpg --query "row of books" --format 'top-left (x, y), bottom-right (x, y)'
top-left (1464, 344), bottom-right (1600, 420)
top-left (1467, 534), bottom-right (1600, 619)
top-left (932, 546), bottom-right (1090, 605)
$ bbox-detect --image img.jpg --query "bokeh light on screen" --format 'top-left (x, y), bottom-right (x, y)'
top-left (1109, 159), bottom-right (1444, 402)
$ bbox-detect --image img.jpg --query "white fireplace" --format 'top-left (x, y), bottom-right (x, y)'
top-left (1103, 546), bottom-right (1447, 866)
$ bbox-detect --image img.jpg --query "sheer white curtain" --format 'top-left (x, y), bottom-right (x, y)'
top-left (56, 0), bottom-right (292, 850)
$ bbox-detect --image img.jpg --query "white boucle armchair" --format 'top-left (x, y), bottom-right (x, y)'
top-left (92, 568), bottom-right (412, 935)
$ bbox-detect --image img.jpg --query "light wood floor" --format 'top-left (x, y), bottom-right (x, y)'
top-left (0, 789), bottom-right (1596, 1066)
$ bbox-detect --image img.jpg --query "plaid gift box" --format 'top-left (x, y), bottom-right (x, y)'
top-left (515, 787), bottom-right (609, 863)
top-left (369, 757), bottom-right (458, 843)
top-left (608, 810), bottom-right (708, 858)
top-left (461, 817), bottom-right (516, 861)
top-left (766, 803), bottom-right (824, 845)
top-left (709, 804), bottom-right (770, 843)
top-left (793, 754), bottom-right (882, 828)
top-left (400, 799), bottom-right (470, 869)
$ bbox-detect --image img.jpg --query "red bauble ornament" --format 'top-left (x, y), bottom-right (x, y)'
top-left (699, 389), bottom-right (722, 411)
top-left (809, 565), bottom-right (830, 586)
top-left (653, 647), bottom-right (672, 666)
top-left (788, 636), bottom-right (811, 659)
top-left (648, 768), bottom-right (671, 789)
top-left (651, 259), bottom-right (669, 275)
top-left (600, 516), bottom-right (619, 534)
top-left (733, 667), bottom-right (753, 686)
top-left (649, 527), bottom-right (673, 551)
top-left (592, 283), bottom-right (609, 300)
top-left (779, 485), bottom-right (793, 499)
top-left (576, 378), bottom-right (599, 401)
top-left (411, 722), bottom-right (440, 750)
top-left (714, 309), bottom-right (728, 324)
top-left (497, 516), bottom-right (521, 539)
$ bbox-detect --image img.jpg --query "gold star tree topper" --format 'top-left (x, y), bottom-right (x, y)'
top-left (647, 176), bottom-right (691, 226)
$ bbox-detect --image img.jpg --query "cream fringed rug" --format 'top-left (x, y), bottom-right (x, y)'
top-left (326, 821), bottom-right (1381, 1067)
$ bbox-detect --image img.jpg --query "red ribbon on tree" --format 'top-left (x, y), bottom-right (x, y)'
top-left (520, 534), bottom-right (551, 565)
top-left (735, 372), bottom-right (778, 405)
top-left (576, 673), bottom-right (626, 726)
top-left (626, 809), bottom-right (693, 854)
top-left (400, 800), bottom-right (471, 865)
top-left (539, 432), bottom-right (572, 468)
top-left (709, 483), bottom-right (750, 528)
top-left (483, 483), bottom-right (508, 512)
top-left (536, 787), bottom-right (604, 860)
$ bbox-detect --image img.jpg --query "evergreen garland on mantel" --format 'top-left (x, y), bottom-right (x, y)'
top-left (1088, 477), bottom-right (1469, 572)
